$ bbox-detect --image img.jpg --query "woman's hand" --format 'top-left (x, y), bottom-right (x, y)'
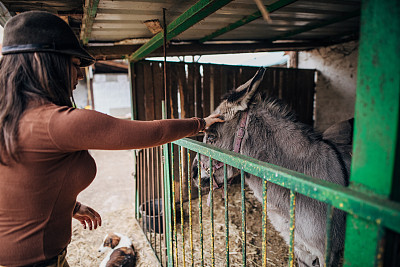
top-left (204, 114), bottom-right (224, 129)
top-left (73, 203), bottom-right (102, 230)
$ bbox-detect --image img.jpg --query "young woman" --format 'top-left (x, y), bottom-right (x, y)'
top-left (0, 11), bottom-right (222, 267)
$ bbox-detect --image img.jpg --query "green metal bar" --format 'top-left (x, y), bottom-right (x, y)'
top-left (171, 144), bottom-right (178, 266)
top-left (81, 0), bottom-right (100, 45)
top-left (269, 10), bottom-right (360, 41)
top-left (129, 0), bottom-right (233, 61)
top-left (178, 146), bottom-right (186, 267)
top-left (324, 205), bottom-right (334, 267)
top-left (128, 62), bottom-right (139, 220)
top-left (241, 170), bottom-right (246, 267)
top-left (288, 191), bottom-right (296, 267)
top-left (198, 155), bottom-right (204, 266)
top-left (161, 102), bottom-right (173, 266)
top-left (343, 0), bottom-right (400, 265)
top-left (261, 178), bottom-right (268, 267)
top-left (224, 164), bottom-right (230, 267)
top-left (210, 158), bottom-right (215, 267)
top-left (187, 151), bottom-right (194, 266)
top-left (173, 138), bottom-right (400, 233)
top-left (199, 0), bottom-right (297, 43)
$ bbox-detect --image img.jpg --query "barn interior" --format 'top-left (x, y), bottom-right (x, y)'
top-left (0, 0), bottom-right (398, 266)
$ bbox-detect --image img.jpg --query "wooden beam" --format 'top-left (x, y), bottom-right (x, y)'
top-left (80, 0), bottom-right (100, 45)
top-left (128, 0), bottom-right (234, 62)
top-left (199, 0), bottom-right (298, 43)
top-left (0, 2), bottom-right (14, 27)
top-left (87, 35), bottom-right (358, 60)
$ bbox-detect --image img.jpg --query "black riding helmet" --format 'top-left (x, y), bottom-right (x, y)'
top-left (1, 11), bottom-right (95, 67)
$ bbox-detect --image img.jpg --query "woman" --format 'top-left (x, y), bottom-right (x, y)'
top-left (0, 11), bottom-right (222, 267)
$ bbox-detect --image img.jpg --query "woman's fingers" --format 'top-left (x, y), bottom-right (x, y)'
top-left (204, 114), bottom-right (224, 128)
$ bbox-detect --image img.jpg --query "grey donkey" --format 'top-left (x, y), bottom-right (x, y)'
top-left (192, 68), bottom-right (352, 266)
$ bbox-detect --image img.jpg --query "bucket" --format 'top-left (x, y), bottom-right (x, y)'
top-left (140, 198), bottom-right (164, 234)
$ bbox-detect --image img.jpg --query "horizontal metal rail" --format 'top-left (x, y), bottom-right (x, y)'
top-left (173, 138), bottom-right (400, 234)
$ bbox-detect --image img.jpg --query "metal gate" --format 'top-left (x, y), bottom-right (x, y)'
top-left (133, 1), bottom-right (400, 265)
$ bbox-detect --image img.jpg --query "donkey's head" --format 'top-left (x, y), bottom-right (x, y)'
top-left (192, 68), bottom-right (266, 195)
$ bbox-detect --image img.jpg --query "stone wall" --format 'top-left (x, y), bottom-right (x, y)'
top-left (298, 41), bottom-right (358, 131)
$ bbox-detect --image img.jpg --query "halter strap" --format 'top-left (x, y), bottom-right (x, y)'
top-left (201, 111), bottom-right (249, 190)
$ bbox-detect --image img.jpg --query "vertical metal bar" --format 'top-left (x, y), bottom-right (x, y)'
top-left (224, 164), bottom-right (229, 267)
top-left (210, 158), bottom-right (215, 267)
top-left (143, 149), bottom-right (147, 234)
top-left (198, 155), bottom-right (204, 266)
top-left (142, 149), bottom-right (146, 233)
top-left (163, 8), bottom-right (168, 114)
top-left (128, 61), bottom-right (137, 121)
top-left (157, 147), bottom-right (163, 265)
top-left (288, 190), bottom-right (296, 267)
top-left (128, 61), bottom-right (139, 220)
top-left (151, 148), bottom-right (156, 256)
top-left (171, 144), bottom-right (178, 266)
top-left (141, 151), bottom-right (145, 232)
top-left (133, 150), bottom-right (138, 219)
top-left (179, 146), bottom-right (186, 267)
top-left (138, 151), bottom-right (143, 226)
top-left (344, 0), bottom-right (399, 266)
top-left (187, 151), bottom-right (194, 266)
top-left (146, 149), bottom-right (151, 240)
top-left (161, 101), bottom-right (173, 266)
top-left (156, 147), bottom-right (162, 261)
top-left (241, 170), bottom-right (246, 267)
top-left (261, 178), bottom-right (268, 267)
top-left (324, 205), bottom-right (334, 267)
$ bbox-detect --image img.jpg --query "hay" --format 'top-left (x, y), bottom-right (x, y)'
top-left (172, 183), bottom-right (289, 266)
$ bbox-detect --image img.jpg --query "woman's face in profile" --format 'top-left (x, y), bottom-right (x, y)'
top-left (71, 57), bottom-right (84, 91)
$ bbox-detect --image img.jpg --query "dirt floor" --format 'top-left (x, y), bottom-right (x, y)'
top-left (66, 150), bottom-right (289, 266)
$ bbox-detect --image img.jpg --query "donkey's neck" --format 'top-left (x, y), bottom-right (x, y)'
top-left (243, 99), bottom-right (337, 180)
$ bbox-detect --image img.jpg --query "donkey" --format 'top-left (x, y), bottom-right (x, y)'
top-left (192, 68), bottom-right (351, 266)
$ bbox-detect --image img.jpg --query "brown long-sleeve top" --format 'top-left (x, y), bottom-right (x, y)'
top-left (0, 104), bottom-right (204, 266)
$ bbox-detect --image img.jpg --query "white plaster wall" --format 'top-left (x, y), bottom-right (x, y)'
top-left (92, 74), bottom-right (131, 118)
top-left (72, 80), bottom-right (88, 109)
top-left (298, 41), bottom-right (358, 131)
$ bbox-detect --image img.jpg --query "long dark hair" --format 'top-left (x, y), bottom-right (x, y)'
top-left (0, 52), bottom-right (73, 165)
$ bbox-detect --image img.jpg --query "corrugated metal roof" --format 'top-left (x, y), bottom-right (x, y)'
top-left (0, 0), bottom-right (360, 60)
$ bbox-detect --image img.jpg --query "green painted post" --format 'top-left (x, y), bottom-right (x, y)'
top-left (162, 101), bottom-right (174, 266)
top-left (343, 0), bottom-right (400, 266)
top-left (224, 164), bottom-right (230, 267)
top-left (261, 178), bottom-right (268, 267)
top-left (198, 156), bottom-right (204, 266)
top-left (241, 170), bottom-right (246, 267)
top-left (288, 191), bottom-right (296, 267)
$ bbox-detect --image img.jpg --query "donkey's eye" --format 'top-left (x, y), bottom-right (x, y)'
top-left (206, 134), bottom-right (217, 142)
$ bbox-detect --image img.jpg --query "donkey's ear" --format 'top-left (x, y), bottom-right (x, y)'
top-left (226, 67), bottom-right (266, 107)
top-left (214, 68), bottom-right (266, 121)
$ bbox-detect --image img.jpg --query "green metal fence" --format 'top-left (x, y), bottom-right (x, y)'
top-left (159, 138), bottom-right (400, 266)
top-left (134, 0), bottom-right (399, 265)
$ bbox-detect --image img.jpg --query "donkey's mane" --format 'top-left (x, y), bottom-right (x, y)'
top-left (249, 92), bottom-right (298, 123)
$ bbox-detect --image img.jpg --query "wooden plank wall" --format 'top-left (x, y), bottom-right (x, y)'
top-left (133, 61), bottom-right (315, 123)
top-left (133, 61), bottom-right (316, 204)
